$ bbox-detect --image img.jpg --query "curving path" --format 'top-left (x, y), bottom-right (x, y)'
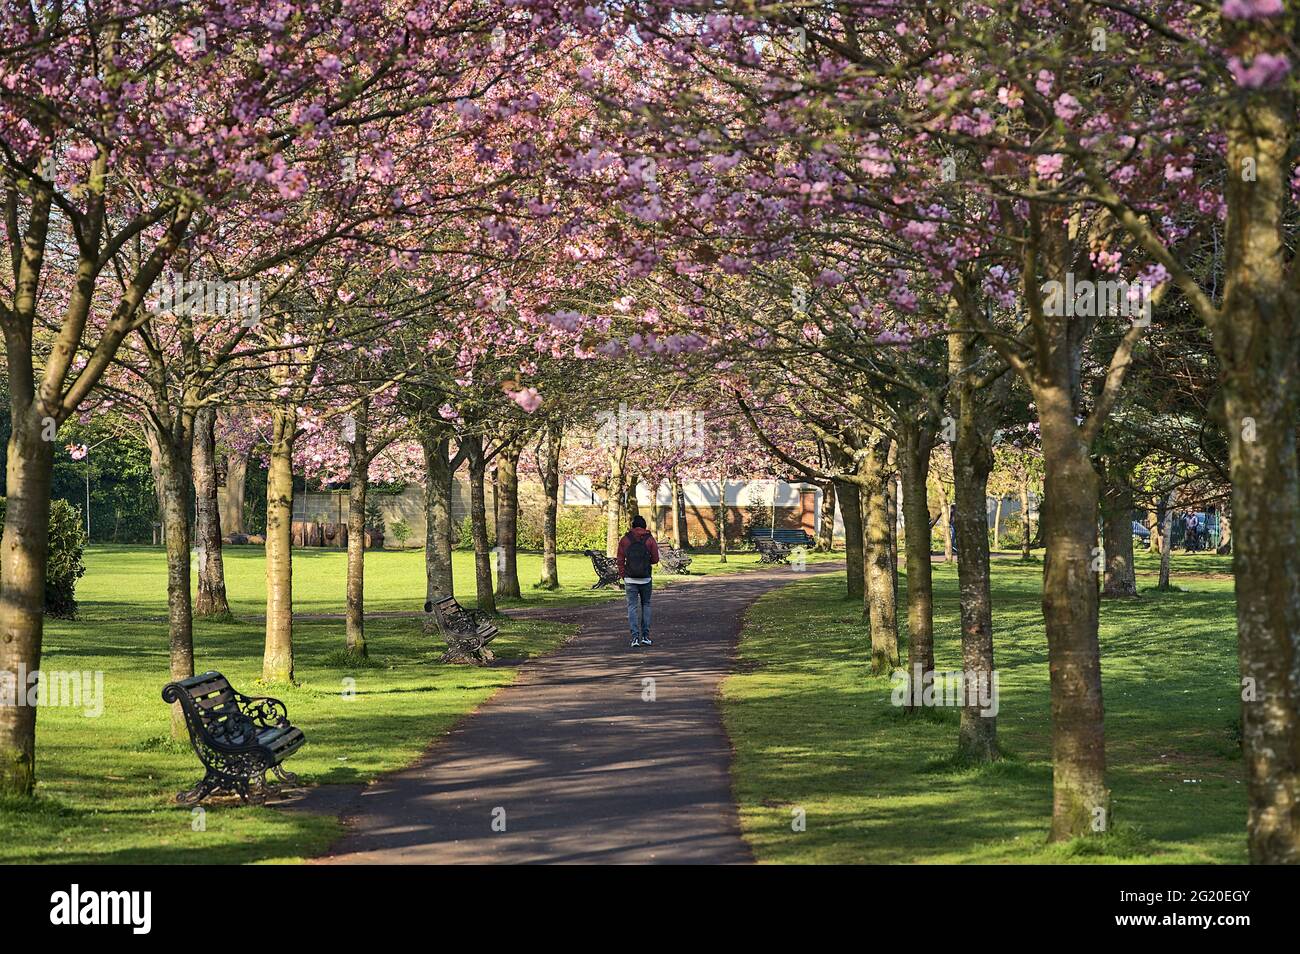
top-left (311, 562), bottom-right (840, 864)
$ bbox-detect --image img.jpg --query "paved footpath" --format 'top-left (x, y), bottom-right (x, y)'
top-left (313, 562), bottom-right (840, 864)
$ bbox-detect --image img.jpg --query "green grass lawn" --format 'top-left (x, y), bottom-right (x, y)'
top-left (74, 543), bottom-right (841, 620)
top-left (1, 542), bottom-right (832, 864)
top-left (721, 550), bottom-right (1246, 864)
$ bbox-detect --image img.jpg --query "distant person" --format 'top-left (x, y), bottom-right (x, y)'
top-left (617, 515), bottom-right (660, 648)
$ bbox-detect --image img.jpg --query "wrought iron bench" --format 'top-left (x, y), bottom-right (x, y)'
top-left (424, 595), bottom-right (499, 664)
top-left (660, 544), bottom-right (692, 574)
top-left (754, 537), bottom-right (792, 564)
top-left (584, 548), bottom-right (621, 588)
top-left (161, 671), bottom-right (305, 805)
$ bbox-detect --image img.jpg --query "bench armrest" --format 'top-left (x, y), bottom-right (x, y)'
top-left (236, 693), bottom-right (291, 729)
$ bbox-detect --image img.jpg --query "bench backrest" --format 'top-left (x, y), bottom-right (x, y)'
top-left (431, 595), bottom-right (476, 633)
top-left (167, 671), bottom-right (257, 747)
top-left (587, 550), bottom-right (617, 569)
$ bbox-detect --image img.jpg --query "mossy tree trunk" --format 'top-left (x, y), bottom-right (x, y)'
top-left (422, 429), bottom-right (454, 604)
top-left (861, 434), bottom-right (899, 675)
top-left (263, 404), bottom-right (297, 684)
top-left (495, 439), bottom-right (522, 600)
top-left (193, 405), bottom-right (231, 618)
top-left (539, 421), bottom-right (562, 589)
top-left (605, 447), bottom-right (626, 557)
top-left (345, 400), bottom-right (369, 658)
top-left (465, 434), bottom-right (497, 616)
top-left (897, 418), bottom-right (935, 710)
top-left (835, 476), bottom-right (864, 601)
top-left (1100, 463), bottom-right (1138, 598)
top-left (145, 415), bottom-right (197, 739)
top-left (815, 479), bottom-right (836, 552)
top-left (949, 321), bottom-right (999, 763)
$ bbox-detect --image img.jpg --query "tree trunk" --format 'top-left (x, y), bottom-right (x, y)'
top-left (815, 480), bottom-right (836, 552)
top-left (887, 469), bottom-right (899, 600)
top-left (263, 405), bottom-right (296, 684)
top-left (718, 472), bottom-right (728, 563)
top-left (1219, 73), bottom-right (1300, 862)
top-left (193, 405), bottom-right (230, 618)
top-left (0, 410), bottom-right (55, 795)
top-left (1217, 508), bottom-right (1232, 555)
top-left (835, 477), bottom-right (865, 601)
top-left (466, 435), bottom-right (497, 615)
top-left (421, 430), bottom-right (454, 604)
top-left (670, 473), bottom-right (684, 549)
top-left (1101, 468), bottom-right (1138, 598)
top-left (993, 497), bottom-right (1003, 551)
top-left (490, 464), bottom-right (499, 546)
top-left (950, 326), bottom-right (999, 763)
top-left (539, 421), bottom-right (562, 589)
top-left (1156, 491), bottom-right (1176, 591)
top-left (1225, 392), bottom-right (1300, 863)
top-left (345, 401), bottom-right (369, 658)
top-left (150, 429), bottom-right (197, 739)
top-left (495, 440), bottom-right (522, 599)
top-left (1020, 482), bottom-right (1033, 560)
top-left (898, 420), bottom-right (935, 710)
top-left (862, 436), bottom-right (899, 675)
top-left (222, 446), bottom-right (247, 535)
top-left (1038, 393), bottom-right (1108, 840)
top-left (624, 471), bottom-right (640, 524)
top-left (605, 447), bottom-right (625, 556)
top-left (646, 483), bottom-right (660, 536)
top-left (937, 483), bottom-right (954, 563)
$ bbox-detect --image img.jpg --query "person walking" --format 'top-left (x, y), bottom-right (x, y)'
top-left (617, 515), bottom-right (660, 648)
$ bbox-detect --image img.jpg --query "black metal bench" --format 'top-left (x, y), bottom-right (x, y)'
top-left (161, 671), bottom-right (305, 805)
top-left (424, 595), bottom-right (499, 664)
top-left (660, 544), bottom-right (692, 574)
top-left (754, 537), bottom-right (792, 564)
top-left (584, 549), bottom-right (621, 588)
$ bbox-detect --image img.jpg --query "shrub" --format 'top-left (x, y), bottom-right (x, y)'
top-left (515, 513), bottom-right (545, 552)
top-left (455, 516), bottom-right (474, 550)
top-left (554, 509), bottom-right (607, 552)
top-left (390, 518), bottom-right (412, 547)
top-left (0, 497), bottom-right (88, 619)
top-left (363, 498), bottom-right (386, 533)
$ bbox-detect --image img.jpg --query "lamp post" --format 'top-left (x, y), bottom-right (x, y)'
top-left (80, 437), bottom-right (114, 539)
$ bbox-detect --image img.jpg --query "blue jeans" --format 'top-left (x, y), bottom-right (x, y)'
top-left (625, 581), bottom-right (652, 640)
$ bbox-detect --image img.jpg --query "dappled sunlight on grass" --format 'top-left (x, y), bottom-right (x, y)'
top-left (722, 553), bottom-right (1245, 864)
top-left (2, 556), bottom-right (574, 863)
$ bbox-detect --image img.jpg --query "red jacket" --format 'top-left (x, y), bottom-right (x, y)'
top-left (617, 527), bottom-right (660, 578)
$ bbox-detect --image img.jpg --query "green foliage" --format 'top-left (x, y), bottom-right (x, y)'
top-left (363, 498), bottom-right (386, 533)
top-left (455, 516), bottom-right (474, 550)
top-left (554, 508), bottom-right (606, 552)
top-left (390, 518), bottom-right (412, 547)
top-left (515, 513), bottom-right (545, 551)
top-left (0, 497), bottom-right (87, 619)
top-left (243, 461), bottom-right (268, 536)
